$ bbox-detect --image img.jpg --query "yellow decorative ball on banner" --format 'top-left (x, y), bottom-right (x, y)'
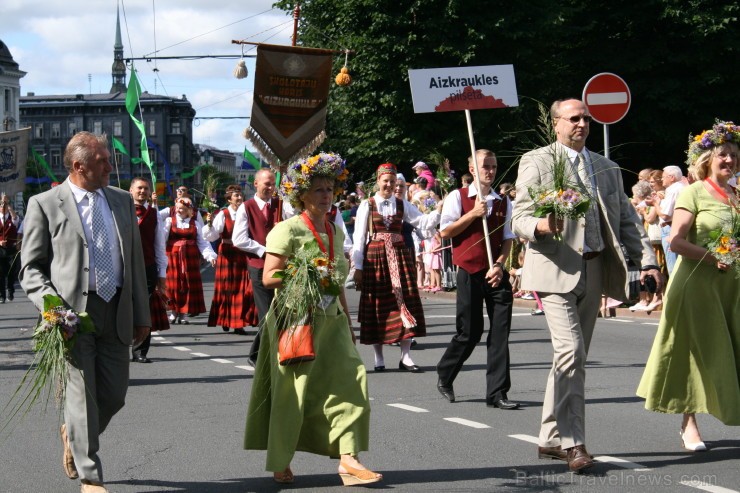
top-left (335, 67), bottom-right (352, 86)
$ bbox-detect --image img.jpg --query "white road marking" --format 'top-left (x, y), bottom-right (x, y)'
top-left (586, 92), bottom-right (628, 105)
top-left (680, 481), bottom-right (739, 493)
top-left (641, 322), bottom-right (659, 326)
top-left (387, 403), bottom-right (429, 413)
top-left (173, 346), bottom-right (191, 351)
top-left (235, 365), bottom-right (254, 371)
top-left (190, 352), bottom-right (210, 357)
top-left (444, 417), bottom-right (490, 429)
top-left (603, 318), bottom-right (631, 323)
top-left (593, 455), bottom-right (651, 471)
top-left (211, 358), bottom-right (234, 364)
top-left (152, 336), bottom-right (166, 341)
top-left (151, 332), bottom-right (160, 336)
top-left (508, 434), bottom-right (538, 444)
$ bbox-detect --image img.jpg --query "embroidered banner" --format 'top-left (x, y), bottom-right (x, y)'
top-left (245, 44), bottom-right (333, 167)
top-left (0, 127), bottom-right (30, 200)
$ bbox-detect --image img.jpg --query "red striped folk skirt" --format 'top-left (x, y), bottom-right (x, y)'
top-left (358, 236), bottom-right (426, 344)
top-left (166, 238), bottom-right (206, 315)
top-left (149, 290), bottom-right (171, 332)
top-left (207, 242), bottom-right (257, 328)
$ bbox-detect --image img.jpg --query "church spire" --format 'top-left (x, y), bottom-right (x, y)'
top-left (110, 3), bottom-right (127, 93)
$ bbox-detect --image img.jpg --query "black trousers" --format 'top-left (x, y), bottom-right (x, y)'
top-left (437, 267), bottom-right (513, 402)
top-left (247, 265), bottom-right (275, 363)
top-left (132, 264), bottom-right (157, 359)
top-left (0, 248), bottom-right (19, 298)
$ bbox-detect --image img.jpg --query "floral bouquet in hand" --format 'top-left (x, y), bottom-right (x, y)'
top-left (525, 102), bottom-right (592, 239)
top-left (2, 295), bottom-right (95, 432)
top-left (270, 239), bottom-right (345, 365)
top-left (413, 191), bottom-right (438, 214)
top-left (706, 210), bottom-right (740, 278)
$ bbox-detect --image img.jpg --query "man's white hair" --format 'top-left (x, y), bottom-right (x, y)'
top-left (662, 165), bottom-right (683, 180)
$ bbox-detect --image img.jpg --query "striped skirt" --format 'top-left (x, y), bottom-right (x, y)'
top-left (166, 239), bottom-right (207, 315)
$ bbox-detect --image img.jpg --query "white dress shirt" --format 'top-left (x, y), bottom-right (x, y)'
top-left (139, 201), bottom-right (168, 278)
top-left (232, 196), bottom-right (284, 258)
top-left (351, 192), bottom-right (440, 269)
top-left (68, 182), bottom-right (123, 291)
top-left (202, 206), bottom-right (239, 242)
top-left (163, 215), bottom-right (217, 262)
top-left (659, 181), bottom-right (687, 226)
top-left (440, 184), bottom-right (516, 241)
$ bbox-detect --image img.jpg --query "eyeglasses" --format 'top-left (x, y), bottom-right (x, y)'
top-left (559, 115), bottom-right (592, 124)
top-left (177, 188), bottom-right (188, 193)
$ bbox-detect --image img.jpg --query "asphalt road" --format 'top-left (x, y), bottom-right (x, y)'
top-left (0, 273), bottom-right (737, 493)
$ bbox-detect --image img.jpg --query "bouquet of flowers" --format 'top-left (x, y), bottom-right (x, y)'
top-left (270, 239), bottom-right (345, 365)
top-left (2, 295), bottom-right (95, 432)
top-left (706, 211), bottom-right (740, 278)
top-left (524, 103), bottom-right (592, 239)
top-left (413, 191), bottom-right (438, 214)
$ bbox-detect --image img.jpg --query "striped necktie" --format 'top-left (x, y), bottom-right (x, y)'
top-left (87, 192), bottom-right (116, 302)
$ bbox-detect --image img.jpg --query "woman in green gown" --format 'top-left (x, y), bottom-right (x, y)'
top-left (244, 153), bottom-right (382, 486)
top-left (637, 121), bottom-right (740, 451)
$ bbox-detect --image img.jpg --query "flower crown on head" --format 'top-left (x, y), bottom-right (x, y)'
top-left (686, 120), bottom-right (740, 165)
top-left (280, 152), bottom-right (349, 210)
top-left (175, 197), bottom-right (193, 208)
top-left (376, 162), bottom-right (397, 178)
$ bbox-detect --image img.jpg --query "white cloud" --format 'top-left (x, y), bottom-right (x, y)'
top-left (3, 0), bottom-right (287, 151)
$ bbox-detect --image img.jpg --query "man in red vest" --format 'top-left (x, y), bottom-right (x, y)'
top-left (0, 197), bottom-right (21, 302)
top-left (130, 177), bottom-right (169, 363)
top-left (436, 149), bottom-right (518, 410)
top-left (232, 168), bottom-right (280, 363)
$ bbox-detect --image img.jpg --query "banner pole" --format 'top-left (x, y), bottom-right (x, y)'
top-left (464, 109), bottom-right (494, 270)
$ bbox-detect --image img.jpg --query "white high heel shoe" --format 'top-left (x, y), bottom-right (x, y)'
top-left (680, 429), bottom-right (707, 452)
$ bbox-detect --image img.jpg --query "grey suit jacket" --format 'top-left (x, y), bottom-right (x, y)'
top-left (20, 180), bottom-right (150, 344)
top-left (511, 143), bottom-right (656, 300)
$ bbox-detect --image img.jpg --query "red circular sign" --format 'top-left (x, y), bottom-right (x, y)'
top-left (582, 73), bottom-right (631, 124)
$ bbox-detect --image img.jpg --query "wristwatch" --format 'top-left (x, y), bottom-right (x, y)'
top-left (492, 262), bottom-right (503, 269)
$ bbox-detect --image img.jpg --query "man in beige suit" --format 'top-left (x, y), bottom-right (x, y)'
top-left (20, 132), bottom-right (150, 493)
top-left (512, 99), bottom-right (662, 472)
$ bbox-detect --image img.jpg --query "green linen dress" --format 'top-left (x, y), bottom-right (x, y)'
top-left (244, 215), bottom-right (371, 471)
top-left (637, 182), bottom-right (739, 425)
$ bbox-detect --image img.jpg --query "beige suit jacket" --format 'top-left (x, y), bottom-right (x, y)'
top-left (511, 143), bottom-right (656, 301)
top-left (20, 180), bottom-right (150, 344)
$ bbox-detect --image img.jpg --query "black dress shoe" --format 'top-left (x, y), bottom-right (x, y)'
top-left (233, 328), bottom-right (248, 335)
top-left (7, 292), bottom-right (13, 301)
top-left (398, 361), bottom-right (422, 372)
top-left (222, 326), bottom-right (230, 332)
top-left (374, 365), bottom-right (385, 372)
top-left (132, 356), bottom-right (152, 363)
top-left (437, 379), bottom-right (455, 402)
top-left (487, 398), bottom-right (520, 410)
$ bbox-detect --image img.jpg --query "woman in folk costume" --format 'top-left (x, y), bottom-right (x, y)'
top-left (164, 197), bottom-right (217, 324)
top-left (245, 152), bottom-right (381, 486)
top-left (352, 163), bottom-right (441, 372)
top-left (203, 185), bottom-right (259, 334)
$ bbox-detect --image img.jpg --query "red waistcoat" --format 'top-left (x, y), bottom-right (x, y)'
top-left (451, 188), bottom-right (508, 275)
top-left (0, 216), bottom-right (18, 250)
top-left (243, 197), bottom-right (280, 269)
top-left (136, 204), bottom-right (158, 267)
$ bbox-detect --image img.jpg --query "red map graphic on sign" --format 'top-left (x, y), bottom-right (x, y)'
top-left (434, 86), bottom-right (508, 112)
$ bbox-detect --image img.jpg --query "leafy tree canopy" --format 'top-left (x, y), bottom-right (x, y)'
top-left (274, 0), bottom-right (738, 188)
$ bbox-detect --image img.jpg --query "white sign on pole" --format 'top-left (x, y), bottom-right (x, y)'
top-left (408, 65), bottom-right (519, 114)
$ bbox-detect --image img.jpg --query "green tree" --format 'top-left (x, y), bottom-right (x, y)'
top-left (275, 0), bottom-right (738, 186)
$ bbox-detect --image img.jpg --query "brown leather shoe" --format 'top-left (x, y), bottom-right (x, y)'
top-left (538, 445), bottom-right (567, 461)
top-left (566, 444), bottom-right (594, 472)
top-left (60, 424), bottom-right (79, 479)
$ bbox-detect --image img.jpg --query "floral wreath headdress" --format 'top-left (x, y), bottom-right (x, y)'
top-left (280, 152), bottom-right (349, 210)
top-left (175, 197), bottom-right (193, 208)
top-left (376, 162), bottom-right (397, 179)
top-left (686, 120), bottom-right (740, 166)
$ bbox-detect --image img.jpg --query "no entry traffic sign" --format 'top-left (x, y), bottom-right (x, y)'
top-left (582, 73), bottom-right (631, 125)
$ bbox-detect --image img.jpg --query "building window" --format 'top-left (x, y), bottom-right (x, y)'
top-left (112, 120), bottom-right (122, 137)
top-left (148, 120), bottom-right (156, 136)
top-left (4, 89), bottom-right (10, 113)
top-left (68, 121), bottom-right (78, 136)
top-left (93, 121), bottom-right (102, 134)
top-left (171, 120), bottom-right (181, 134)
top-left (169, 144), bottom-right (181, 164)
top-left (50, 150), bottom-right (62, 168)
top-left (113, 150), bottom-right (124, 165)
top-left (35, 123), bottom-right (44, 138)
top-left (51, 122), bottom-right (61, 138)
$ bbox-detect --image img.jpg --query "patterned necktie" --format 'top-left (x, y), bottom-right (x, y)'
top-left (87, 192), bottom-right (116, 302)
top-left (576, 153), bottom-right (603, 252)
top-left (262, 202), bottom-right (270, 221)
top-left (135, 204), bottom-right (146, 218)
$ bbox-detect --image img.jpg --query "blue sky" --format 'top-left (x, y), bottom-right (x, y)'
top-left (3, 0), bottom-right (289, 153)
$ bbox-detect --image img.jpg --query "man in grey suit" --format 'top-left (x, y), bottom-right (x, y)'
top-left (512, 99), bottom-right (662, 472)
top-left (20, 132), bottom-right (150, 493)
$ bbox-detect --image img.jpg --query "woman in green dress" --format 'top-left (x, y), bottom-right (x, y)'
top-left (637, 121), bottom-right (740, 451)
top-left (244, 153), bottom-right (382, 486)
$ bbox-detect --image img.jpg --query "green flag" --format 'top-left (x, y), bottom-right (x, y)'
top-left (181, 163), bottom-right (208, 180)
top-left (125, 68), bottom-right (155, 185)
top-left (31, 148), bottom-right (58, 182)
top-left (111, 136), bottom-right (143, 164)
top-left (242, 147), bottom-right (261, 169)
